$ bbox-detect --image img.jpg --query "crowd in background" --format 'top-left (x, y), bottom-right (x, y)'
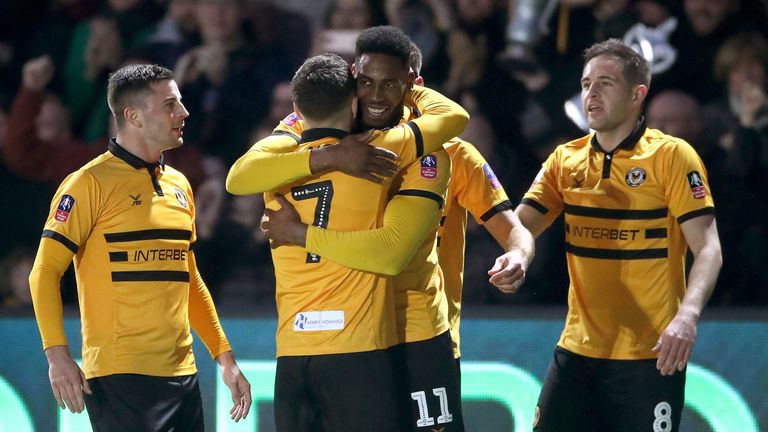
top-left (1, 0), bottom-right (767, 310)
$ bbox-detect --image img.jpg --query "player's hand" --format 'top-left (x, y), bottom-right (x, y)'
top-left (216, 352), bottom-right (252, 422)
top-left (652, 308), bottom-right (698, 376)
top-left (45, 345), bottom-right (92, 413)
top-left (22, 55), bottom-right (54, 92)
top-left (262, 195), bottom-right (307, 247)
top-left (488, 251), bottom-right (527, 294)
top-left (322, 130), bottom-right (400, 183)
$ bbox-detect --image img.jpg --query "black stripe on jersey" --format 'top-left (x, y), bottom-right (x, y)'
top-left (520, 198), bottom-right (549, 215)
top-left (677, 207), bottom-right (715, 224)
top-left (480, 200), bottom-right (513, 222)
top-left (41, 230), bottom-right (79, 253)
top-left (104, 229), bottom-right (192, 243)
top-left (397, 189), bottom-right (444, 209)
top-left (645, 228), bottom-right (668, 239)
top-left (565, 243), bottom-right (668, 260)
top-left (111, 271), bottom-right (189, 282)
top-left (272, 130), bottom-right (301, 142)
top-left (564, 204), bottom-right (667, 220)
top-left (109, 251), bottom-right (129, 262)
top-left (405, 121), bottom-right (424, 157)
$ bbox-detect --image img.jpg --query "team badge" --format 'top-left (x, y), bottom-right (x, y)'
top-left (625, 167), bottom-right (646, 187)
top-left (687, 171), bottom-right (706, 199)
top-left (281, 112), bottom-right (300, 127)
top-left (483, 163), bottom-right (502, 189)
top-left (55, 194), bottom-right (75, 222)
top-left (174, 188), bottom-right (188, 208)
top-left (420, 155), bottom-right (438, 179)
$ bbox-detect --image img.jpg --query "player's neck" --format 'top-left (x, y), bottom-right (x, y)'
top-left (114, 133), bottom-right (163, 164)
top-left (594, 116), bottom-right (641, 153)
top-left (304, 111), bottom-right (352, 133)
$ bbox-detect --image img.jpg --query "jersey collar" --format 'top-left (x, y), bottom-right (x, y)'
top-left (590, 116), bottom-right (647, 154)
top-left (299, 128), bottom-right (348, 143)
top-left (108, 138), bottom-right (165, 171)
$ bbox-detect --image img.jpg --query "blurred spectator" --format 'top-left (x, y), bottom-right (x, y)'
top-left (246, 1), bottom-right (311, 71)
top-left (250, 81), bottom-right (292, 143)
top-left (0, 247), bottom-right (35, 309)
top-left (650, 0), bottom-right (764, 103)
top-left (176, 0), bottom-right (291, 165)
top-left (3, 55), bottom-right (105, 183)
top-left (324, 0), bottom-right (387, 30)
top-left (62, 0), bottom-right (163, 143)
top-left (138, 0), bottom-right (201, 68)
top-left (702, 32), bottom-right (768, 302)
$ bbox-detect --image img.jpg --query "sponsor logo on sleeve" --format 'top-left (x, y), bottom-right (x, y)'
top-left (174, 188), bottom-right (188, 208)
top-left (483, 163), bottom-right (502, 189)
top-left (530, 168), bottom-right (545, 188)
top-left (420, 154), bottom-right (438, 179)
top-left (625, 167), bottom-right (646, 187)
top-left (687, 171), bottom-right (706, 199)
top-left (55, 194), bottom-right (75, 222)
top-left (293, 311), bottom-right (345, 331)
top-left (281, 112), bottom-right (300, 127)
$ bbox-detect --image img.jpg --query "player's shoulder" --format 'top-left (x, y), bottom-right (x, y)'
top-left (641, 128), bottom-right (696, 154)
top-left (560, 134), bottom-right (592, 151)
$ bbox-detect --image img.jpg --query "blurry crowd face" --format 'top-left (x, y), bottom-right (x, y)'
top-left (268, 82), bottom-right (293, 124)
top-left (684, 0), bottom-right (733, 36)
top-left (354, 53), bottom-right (412, 129)
top-left (328, 0), bottom-right (372, 30)
top-left (728, 59), bottom-right (767, 95)
top-left (646, 91), bottom-right (702, 143)
top-left (170, 0), bottom-right (199, 35)
top-left (197, 0), bottom-right (242, 44)
top-left (36, 97), bottom-right (71, 143)
top-left (456, 0), bottom-right (497, 25)
top-left (581, 55), bottom-right (636, 133)
top-left (108, 0), bottom-right (141, 12)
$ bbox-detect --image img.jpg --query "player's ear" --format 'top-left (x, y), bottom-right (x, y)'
top-left (633, 84), bottom-right (648, 106)
top-left (124, 106), bottom-right (142, 128)
top-left (350, 61), bottom-right (358, 78)
top-left (414, 75), bottom-right (425, 86)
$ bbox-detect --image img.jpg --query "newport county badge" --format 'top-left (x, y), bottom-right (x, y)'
top-left (55, 194), bottom-right (75, 222)
top-left (420, 154), bottom-right (438, 179)
top-left (625, 167), bottom-right (646, 187)
top-left (173, 188), bottom-right (188, 208)
top-left (687, 170), bottom-right (706, 199)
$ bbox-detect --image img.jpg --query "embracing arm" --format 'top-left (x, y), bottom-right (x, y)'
top-left (264, 194), bottom-right (442, 276)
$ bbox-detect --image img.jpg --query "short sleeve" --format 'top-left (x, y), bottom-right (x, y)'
top-left (520, 148), bottom-right (564, 225)
top-left (662, 140), bottom-right (715, 223)
top-left (450, 141), bottom-right (511, 224)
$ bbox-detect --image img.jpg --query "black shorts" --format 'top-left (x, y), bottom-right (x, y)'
top-left (390, 331), bottom-right (465, 431)
top-left (274, 349), bottom-right (399, 432)
top-left (535, 347), bottom-right (685, 432)
top-left (84, 373), bottom-right (203, 432)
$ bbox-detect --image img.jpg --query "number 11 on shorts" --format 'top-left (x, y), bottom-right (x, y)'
top-left (411, 387), bottom-right (454, 427)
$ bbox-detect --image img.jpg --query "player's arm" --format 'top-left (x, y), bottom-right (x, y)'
top-left (485, 210), bottom-right (536, 293)
top-left (373, 85), bottom-right (469, 163)
top-left (653, 214), bottom-right (721, 376)
top-left (227, 116), bottom-right (400, 194)
top-left (187, 250), bottom-right (251, 422)
top-left (263, 152), bottom-right (450, 275)
top-left (29, 238), bottom-right (92, 413)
